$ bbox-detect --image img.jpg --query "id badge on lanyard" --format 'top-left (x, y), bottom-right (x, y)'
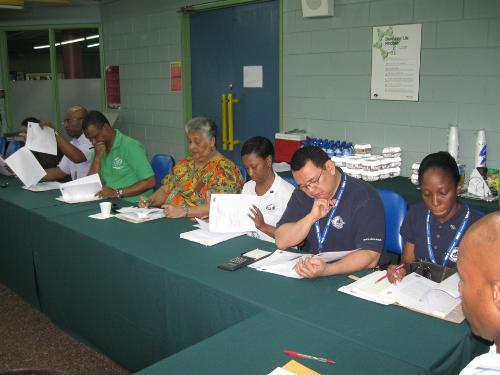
top-left (314, 175), bottom-right (347, 253)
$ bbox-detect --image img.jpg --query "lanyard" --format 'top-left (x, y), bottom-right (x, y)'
top-left (314, 175), bottom-right (347, 253)
top-left (425, 205), bottom-right (470, 266)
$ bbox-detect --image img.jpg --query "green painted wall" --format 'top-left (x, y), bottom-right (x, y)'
top-left (5, 0), bottom-right (497, 175)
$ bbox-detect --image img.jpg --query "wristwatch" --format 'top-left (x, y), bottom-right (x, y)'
top-left (54, 130), bottom-right (60, 137)
top-left (115, 188), bottom-right (124, 198)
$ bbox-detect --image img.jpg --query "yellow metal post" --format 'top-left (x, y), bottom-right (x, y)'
top-left (227, 93), bottom-right (239, 151)
top-left (221, 93), bottom-right (227, 151)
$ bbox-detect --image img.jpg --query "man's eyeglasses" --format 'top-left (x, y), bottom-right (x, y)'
top-left (62, 118), bottom-right (83, 125)
top-left (297, 168), bottom-right (324, 191)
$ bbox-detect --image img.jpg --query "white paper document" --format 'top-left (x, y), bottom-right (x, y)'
top-left (5, 147), bottom-right (46, 187)
top-left (25, 121), bottom-right (57, 156)
top-left (180, 228), bottom-right (244, 246)
top-left (339, 271), bottom-right (462, 320)
top-left (115, 207), bottom-right (164, 223)
top-left (249, 250), bottom-right (354, 279)
top-left (0, 156), bottom-right (13, 176)
top-left (22, 181), bottom-right (61, 192)
top-left (209, 194), bottom-right (261, 233)
top-left (57, 174), bottom-right (102, 203)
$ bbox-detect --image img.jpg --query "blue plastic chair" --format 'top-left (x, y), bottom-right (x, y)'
top-left (238, 164), bottom-right (247, 182)
top-left (150, 154), bottom-right (175, 191)
top-left (282, 175), bottom-right (297, 188)
top-left (0, 137), bottom-right (6, 157)
top-left (5, 140), bottom-right (21, 158)
top-left (376, 188), bottom-right (408, 255)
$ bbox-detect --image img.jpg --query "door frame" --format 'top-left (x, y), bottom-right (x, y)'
top-left (180, 0), bottom-right (283, 152)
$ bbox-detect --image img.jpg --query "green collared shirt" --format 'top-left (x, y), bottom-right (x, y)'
top-left (94, 129), bottom-right (154, 203)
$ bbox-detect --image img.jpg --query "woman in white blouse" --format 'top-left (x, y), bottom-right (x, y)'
top-left (241, 136), bottom-right (295, 242)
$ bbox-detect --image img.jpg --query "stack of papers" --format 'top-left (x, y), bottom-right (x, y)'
top-left (22, 181), bottom-right (61, 192)
top-left (249, 250), bottom-right (353, 279)
top-left (4, 147), bottom-right (46, 187)
top-left (339, 271), bottom-right (463, 322)
top-left (25, 121), bottom-right (57, 155)
top-left (57, 174), bottom-right (102, 203)
top-left (115, 207), bottom-right (164, 223)
top-left (180, 217), bottom-right (245, 246)
top-left (209, 194), bottom-right (261, 233)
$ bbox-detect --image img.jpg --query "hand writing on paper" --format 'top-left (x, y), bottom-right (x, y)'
top-left (248, 204), bottom-right (266, 230)
top-left (295, 257), bottom-right (327, 279)
top-left (138, 196), bottom-right (152, 208)
top-left (387, 264), bottom-right (407, 284)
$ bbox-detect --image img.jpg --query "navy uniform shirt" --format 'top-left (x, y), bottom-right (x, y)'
top-left (277, 172), bottom-right (385, 254)
top-left (400, 200), bottom-right (483, 267)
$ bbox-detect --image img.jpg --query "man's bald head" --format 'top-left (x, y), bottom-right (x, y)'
top-left (63, 106), bottom-right (87, 138)
top-left (458, 212), bottom-right (500, 346)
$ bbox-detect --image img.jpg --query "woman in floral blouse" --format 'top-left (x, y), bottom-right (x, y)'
top-left (139, 117), bottom-right (244, 218)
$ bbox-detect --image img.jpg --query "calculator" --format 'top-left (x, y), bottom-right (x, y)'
top-left (217, 255), bottom-right (255, 271)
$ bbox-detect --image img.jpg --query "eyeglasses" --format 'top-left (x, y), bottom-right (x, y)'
top-left (297, 168), bottom-right (324, 191)
top-left (62, 117), bottom-right (83, 125)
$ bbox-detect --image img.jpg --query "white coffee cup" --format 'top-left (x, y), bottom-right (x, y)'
top-left (99, 202), bottom-right (112, 217)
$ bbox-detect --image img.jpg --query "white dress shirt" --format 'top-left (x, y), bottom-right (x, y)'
top-left (242, 172), bottom-right (295, 243)
top-left (57, 132), bottom-right (92, 180)
top-left (460, 345), bottom-right (499, 375)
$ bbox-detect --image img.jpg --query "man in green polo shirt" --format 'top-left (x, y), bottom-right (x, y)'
top-left (83, 110), bottom-right (155, 203)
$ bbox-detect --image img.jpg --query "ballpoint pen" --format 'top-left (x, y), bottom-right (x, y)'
top-left (375, 263), bottom-right (405, 283)
top-left (283, 349), bottom-right (335, 364)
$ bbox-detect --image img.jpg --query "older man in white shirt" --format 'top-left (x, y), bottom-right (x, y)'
top-left (43, 106), bottom-right (92, 181)
top-left (458, 212), bottom-right (500, 374)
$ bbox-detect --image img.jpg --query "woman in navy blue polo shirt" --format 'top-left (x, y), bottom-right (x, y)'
top-left (388, 151), bottom-right (483, 283)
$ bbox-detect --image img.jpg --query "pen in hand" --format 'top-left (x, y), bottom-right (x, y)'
top-left (375, 263), bottom-right (405, 283)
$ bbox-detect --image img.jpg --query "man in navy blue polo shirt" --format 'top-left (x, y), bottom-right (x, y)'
top-left (275, 146), bottom-right (385, 278)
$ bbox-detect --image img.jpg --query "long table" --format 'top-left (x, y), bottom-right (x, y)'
top-left (0, 176), bottom-right (489, 374)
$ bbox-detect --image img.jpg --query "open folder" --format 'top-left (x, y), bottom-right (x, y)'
top-left (338, 271), bottom-right (464, 323)
top-left (115, 207), bottom-right (165, 223)
top-left (180, 218), bottom-right (245, 246)
top-left (249, 250), bottom-right (354, 279)
top-left (57, 174), bottom-right (102, 203)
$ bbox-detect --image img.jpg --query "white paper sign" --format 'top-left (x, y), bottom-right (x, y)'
top-left (243, 65), bottom-right (263, 88)
top-left (209, 193), bottom-right (261, 233)
top-left (371, 24), bottom-right (421, 101)
top-left (25, 121), bottom-right (58, 156)
top-left (5, 147), bottom-right (46, 187)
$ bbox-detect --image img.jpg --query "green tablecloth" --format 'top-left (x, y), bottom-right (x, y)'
top-left (0, 177), bottom-right (489, 374)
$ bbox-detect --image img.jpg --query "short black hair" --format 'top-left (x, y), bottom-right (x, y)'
top-left (241, 136), bottom-right (274, 160)
top-left (291, 146), bottom-right (330, 171)
top-left (21, 117), bottom-right (39, 127)
top-left (82, 110), bottom-right (110, 130)
top-left (418, 151), bottom-right (460, 186)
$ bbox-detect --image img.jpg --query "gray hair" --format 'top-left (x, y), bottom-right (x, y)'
top-left (185, 117), bottom-right (217, 141)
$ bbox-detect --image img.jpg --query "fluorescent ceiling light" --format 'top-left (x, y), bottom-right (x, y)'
top-left (60, 37), bottom-right (85, 45)
top-left (85, 35), bottom-right (99, 40)
top-left (33, 42), bottom-right (60, 50)
top-left (87, 43), bottom-right (99, 48)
